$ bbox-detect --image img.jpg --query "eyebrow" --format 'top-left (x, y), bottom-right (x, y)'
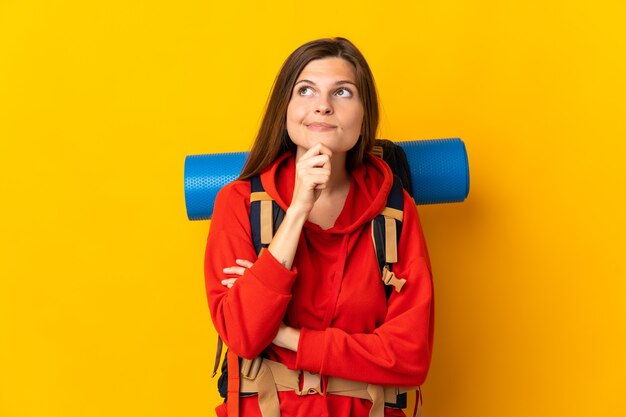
top-left (295, 79), bottom-right (358, 87)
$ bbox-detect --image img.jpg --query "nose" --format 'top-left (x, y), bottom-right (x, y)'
top-left (315, 96), bottom-right (333, 115)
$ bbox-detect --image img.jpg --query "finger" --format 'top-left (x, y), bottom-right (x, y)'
top-left (297, 154), bottom-right (330, 173)
top-left (299, 143), bottom-right (333, 161)
top-left (235, 259), bottom-right (254, 268)
top-left (305, 167), bottom-right (331, 177)
top-left (302, 178), bottom-right (332, 193)
top-left (220, 278), bottom-right (238, 287)
top-left (310, 142), bottom-right (333, 158)
top-left (300, 169), bottom-right (331, 186)
top-left (298, 165), bottom-right (331, 176)
top-left (223, 266), bottom-right (247, 276)
top-left (316, 143), bottom-right (333, 160)
top-left (322, 151), bottom-right (331, 171)
top-left (305, 154), bottom-right (332, 168)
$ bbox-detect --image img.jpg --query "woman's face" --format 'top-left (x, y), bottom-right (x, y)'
top-left (286, 57), bottom-right (364, 156)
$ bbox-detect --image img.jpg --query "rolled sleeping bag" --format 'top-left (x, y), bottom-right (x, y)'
top-left (184, 138), bottom-right (469, 221)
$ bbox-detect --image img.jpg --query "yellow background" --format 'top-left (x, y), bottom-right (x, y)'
top-left (1, 1), bottom-right (625, 416)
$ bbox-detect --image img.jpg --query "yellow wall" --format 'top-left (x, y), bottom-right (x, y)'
top-left (1, 1), bottom-right (624, 416)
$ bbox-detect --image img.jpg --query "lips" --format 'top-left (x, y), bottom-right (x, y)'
top-left (308, 122), bottom-right (335, 127)
top-left (307, 122), bottom-right (336, 131)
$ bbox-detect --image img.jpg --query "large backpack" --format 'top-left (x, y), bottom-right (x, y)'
top-left (213, 139), bottom-right (417, 411)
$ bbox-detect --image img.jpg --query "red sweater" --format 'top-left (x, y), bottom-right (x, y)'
top-left (204, 152), bottom-right (434, 417)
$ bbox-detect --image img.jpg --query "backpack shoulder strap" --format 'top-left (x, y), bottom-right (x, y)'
top-left (371, 175), bottom-right (410, 409)
top-left (371, 175), bottom-right (406, 299)
top-left (249, 175), bottom-right (285, 255)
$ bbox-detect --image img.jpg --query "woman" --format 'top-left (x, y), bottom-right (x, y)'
top-left (204, 37), bottom-right (434, 417)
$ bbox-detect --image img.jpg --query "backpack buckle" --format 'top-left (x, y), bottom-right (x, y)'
top-left (295, 371), bottom-right (323, 396)
top-left (240, 357), bottom-right (263, 380)
top-left (382, 265), bottom-right (407, 293)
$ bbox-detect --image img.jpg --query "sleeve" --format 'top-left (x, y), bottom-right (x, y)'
top-left (294, 190), bottom-right (434, 387)
top-left (204, 181), bottom-right (298, 359)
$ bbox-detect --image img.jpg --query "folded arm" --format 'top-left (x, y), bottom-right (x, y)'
top-left (205, 183), bottom-right (301, 359)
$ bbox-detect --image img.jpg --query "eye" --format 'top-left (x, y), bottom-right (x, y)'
top-left (297, 86), bottom-right (314, 96)
top-left (335, 87), bottom-right (353, 97)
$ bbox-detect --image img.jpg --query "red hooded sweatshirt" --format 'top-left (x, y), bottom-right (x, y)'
top-left (205, 152), bottom-right (434, 417)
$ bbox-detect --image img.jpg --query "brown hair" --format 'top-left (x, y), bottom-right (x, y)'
top-left (238, 37), bottom-right (379, 179)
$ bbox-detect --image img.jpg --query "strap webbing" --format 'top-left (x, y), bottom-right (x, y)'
top-left (255, 363), bottom-right (280, 417)
top-left (413, 388), bottom-right (423, 417)
top-left (227, 350), bottom-right (240, 417)
top-left (384, 217), bottom-right (398, 264)
top-left (250, 191), bottom-right (272, 202)
top-left (212, 337), bottom-right (223, 377)
top-left (380, 206), bottom-right (404, 221)
top-left (260, 200), bottom-right (273, 245)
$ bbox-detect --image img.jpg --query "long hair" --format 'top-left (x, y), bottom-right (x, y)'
top-left (238, 37), bottom-right (379, 179)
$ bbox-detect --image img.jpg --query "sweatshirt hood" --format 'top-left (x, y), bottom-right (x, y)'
top-left (259, 151), bottom-right (394, 235)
